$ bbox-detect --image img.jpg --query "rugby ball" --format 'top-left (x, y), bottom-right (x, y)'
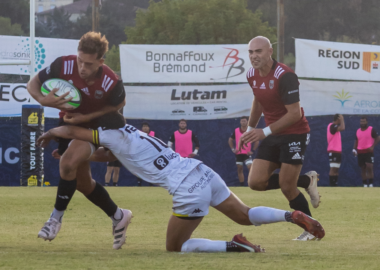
top-left (41, 78), bottom-right (81, 109)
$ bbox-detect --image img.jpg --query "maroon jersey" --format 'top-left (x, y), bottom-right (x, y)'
top-left (39, 55), bottom-right (125, 118)
top-left (246, 60), bottom-right (310, 135)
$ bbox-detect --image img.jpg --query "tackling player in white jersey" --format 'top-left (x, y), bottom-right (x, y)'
top-left (37, 113), bottom-right (325, 252)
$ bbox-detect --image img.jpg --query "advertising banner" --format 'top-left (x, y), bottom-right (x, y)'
top-left (0, 83), bottom-right (60, 117)
top-left (120, 44), bottom-right (251, 83)
top-left (123, 84), bottom-right (253, 120)
top-left (295, 39), bottom-right (380, 81)
top-left (299, 79), bottom-right (380, 116)
top-left (0, 35), bottom-right (78, 75)
top-left (20, 105), bottom-right (44, 186)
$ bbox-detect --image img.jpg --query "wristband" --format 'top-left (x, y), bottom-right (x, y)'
top-left (231, 148), bottom-right (235, 152)
top-left (352, 149), bottom-right (357, 154)
top-left (193, 149), bottom-right (198, 155)
top-left (247, 126), bottom-right (254, 132)
top-left (263, 126), bottom-right (272, 137)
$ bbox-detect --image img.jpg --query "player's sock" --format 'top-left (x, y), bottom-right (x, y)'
top-left (362, 179), bottom-right (368, 186)
top-left (333, 175), bottom-right (339, 186)
top-left (104, 183), bottom-right (109, 186)
top-left (329, 175), bottom-right (334, 186)
top-left (181, 239), bottom-right (226, 252)
top-left (248, 206), bottom-right (288, 225)
top-left (113, 182), bottom-right (117, 186)
top-left (54, 178), bottom-right (77, 211)
top-left (266, 174), bottom-right (310, 190)
top-left (240, 182), bottom-right (244, 186)
top-left (85, 182), bottom-right (118, 217)
top-left (369, 178), bottom-right (373, 185)
top-left (110, 208), bottom-right (124, 226)
top-left (297, 175), bottom-right (311, 189)
top-left (289, 192), bottom-right (312, 217)
top-left (50, 208), bottom-right (65, 223)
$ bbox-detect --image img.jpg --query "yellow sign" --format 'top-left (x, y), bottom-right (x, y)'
top-left (28, 112), bottom-right (38, 125)
top-left (41, 113), bottom-right (45, 125)
top-left (27, 175), bottom-right (38, 186)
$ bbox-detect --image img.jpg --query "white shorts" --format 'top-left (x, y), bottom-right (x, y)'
top-left (172, 164), bottom-right (231, 218)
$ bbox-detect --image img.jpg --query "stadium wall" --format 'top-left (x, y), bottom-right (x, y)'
top-left (0, 116), bottom-right (379, 187)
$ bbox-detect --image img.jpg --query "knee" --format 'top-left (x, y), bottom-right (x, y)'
top-left (248, 178), bottom-right (266, 191)
top-left (60, 158), bottom-right (77, 177)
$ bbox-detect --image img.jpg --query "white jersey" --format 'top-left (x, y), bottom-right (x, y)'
top-left (96, 124), bottom-right (202, 195)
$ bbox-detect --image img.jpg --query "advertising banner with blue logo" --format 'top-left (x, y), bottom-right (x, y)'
top-left (0, 35), bottom-right (78, 75)
top-left (119, 44), bottom-right (250, 83)
top-left (299, 79), bottom-right (380, 115)
top-left (295, 38), bottom-right (380, 81)
top-left (124, 84), bottom-right (252, 120)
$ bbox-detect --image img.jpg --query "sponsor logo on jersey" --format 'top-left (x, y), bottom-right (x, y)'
top-left (192, 208), bottom-right (203, 214)
top-left (252, 80), bottom-right (257, 88)
top-left (154, 155), bottom-right (169, 170)
top-left (81, 87), bottom-right (90, 95)
top-left (102, 75), bottom-right (114, 92)
top-left (259, 82), bottom-right (266, 89)
top-left (269, 80), bottom-right (274, 89)
top-left (292, 153), bottom-right (301, 159)
top-left (95, 90), bottom-right (103, 99)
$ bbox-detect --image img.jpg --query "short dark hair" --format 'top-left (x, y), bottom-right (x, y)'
top-left (240, 116), bottom-right (249, 121)
top-left (179, 119), bottom-right (187, 123)
top-left (78, 31), bottom-right (109, 59)
top-left (361, 116), bottom-right (368, 121)
top-left (94, 112), bottom-right (126, 130)
top-left (333, 114), bottom-right (340, 121)
top-left (141, 122), bottom-right (150, 128)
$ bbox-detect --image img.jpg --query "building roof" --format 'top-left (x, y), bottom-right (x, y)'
top-left (36, 0), bottom-right (92, 16)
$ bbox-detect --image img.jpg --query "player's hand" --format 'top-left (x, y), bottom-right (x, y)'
top-left (352, 149), bottom-right (358, 157)
top-left (231, 148), bottom-right (237, 154)
top-left (188, 153), bottom-right (197, 158)
top-left (239, 129), bottom-right (265, 151)
top-left (51, 149), bottom-right (61, 160)
top-left (39, 88), bottom-right (74, 110)
top-left (37, 131), bottom-right (55, 148)
top-left (63, 112), bottom-right (91, 124)
top-left (248, 151), bottom-right (253, 155)
top-left (368, 146), bottom-right (374, 153)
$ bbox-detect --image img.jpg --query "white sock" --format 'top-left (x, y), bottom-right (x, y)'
top-left (248, 206), bottom-right (287, 226)
top-left (111, 208), bottom-right (123, 226)
top-left (181, 239), bottom-right (226, 252)
top-left (50, 208), bottom-right (64, 223)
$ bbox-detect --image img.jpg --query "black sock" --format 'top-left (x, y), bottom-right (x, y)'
top-left (329, 175), bottom-right (335, 186)
top-left (369, 178), bottom-right (373, 184)
top-left (289, 192), bottom-right (311, 217)
top-left (240, 182), bottom-right (244, 186)
top-left (362, 179), bottom-right (368, 185)
top-left (104, 183), bottom-right (109, 186)
top-left (266, 174), bottom-right (280, 190)
top-left (113, 182), bottom-right (117, 186)
top-left (86, 182), bottom-right (118, 216)
top-left (297, 175), bottom-right (310, 189)
top-left (266, 174), bottom-right (310, 190)
top-left (333, 175), bottom-right (339, 186)
top-left (137, 179), bottom-right (142, 186)
top-left (226, 241), bottom-right (240, 252)
top-left (54, 178), bottom-right (77, 211)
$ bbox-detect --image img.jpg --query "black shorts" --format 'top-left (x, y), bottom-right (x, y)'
top-left (107, 160), bottom-right (122, 167)
top-left (235, 154), bottom-right (252, 165)
top-left (358, 152), bottom-right (374, 167)
top-left (328, 152), bottom-right (341, 163)
top-left (256, 133), bottom-right (309, 165)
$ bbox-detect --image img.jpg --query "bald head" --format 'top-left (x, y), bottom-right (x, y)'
top-left (248, 36), bottom-right (273, 71)
top-left (248, 36), bottom-right (272, 49)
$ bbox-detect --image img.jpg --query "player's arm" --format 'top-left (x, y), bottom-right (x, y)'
top-left (37, 126), bottom-right (95, 148)
top-left (248, 98), bottom-right (263, 128)
top-left (353, 137), bottom-right (358, 156)
top-left (27, 58), bottom-right (73, 110)
top-left (64, 80), bottom-right (126, 124)
top-left (369, 128), bottom-right (380, 152)
top-left (337, 115), bottom-right (345, 131)
top-left (188, 133), bottom-right (200, 157)
top-left (89, 147), bottom-right (117, 162)
top-left (228, 132), bottom-right (236, 153)
top-left (168, 133), bottom-right (175, 148)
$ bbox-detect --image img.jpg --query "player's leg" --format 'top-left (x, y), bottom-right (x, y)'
top-left (38, 139), bottom-right (93, 241)
top-left (248, 159), bottom-right (280, 191)
top-left (366, 162), bottom-right (374, 187)
top-left (112, 167), bottom-right (120, 186)
top-left (105, 166), bottom-right (113, 186)
top-left (236, 164), bottom-right (244, 186)
top-left (76, 160), bottom-right (132, 249)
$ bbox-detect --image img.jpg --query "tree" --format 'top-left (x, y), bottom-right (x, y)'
top-left (0, 16), bottom-right (25, 36)
top-left (0, 0), bottom-right (29, 33)
top-left (125, 0), bottom-right (277, 45)
top-left (105, 45), bottom-right (121, 72)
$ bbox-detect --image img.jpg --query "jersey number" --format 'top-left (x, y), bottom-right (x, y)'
top-left (140, 136), bottom-right (168, 152)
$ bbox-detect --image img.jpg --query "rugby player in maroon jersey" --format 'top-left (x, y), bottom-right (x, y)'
top-left (27, 32), bottom-right (131, 249)
top-left (239, 36), bottom-right (321, 241)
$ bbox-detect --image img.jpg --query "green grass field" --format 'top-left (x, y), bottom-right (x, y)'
top-left (0, 186), bottom-right (379, 270)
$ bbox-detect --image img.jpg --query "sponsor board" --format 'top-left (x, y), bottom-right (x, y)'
top-left (123, 84), bottom-right (252, 120)
top-left (296, 38), bottom-right (380, 81)
top-left (120, 44), bottom-right (250, 83)
top-left (0, 35), bottom-right (78, 75)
